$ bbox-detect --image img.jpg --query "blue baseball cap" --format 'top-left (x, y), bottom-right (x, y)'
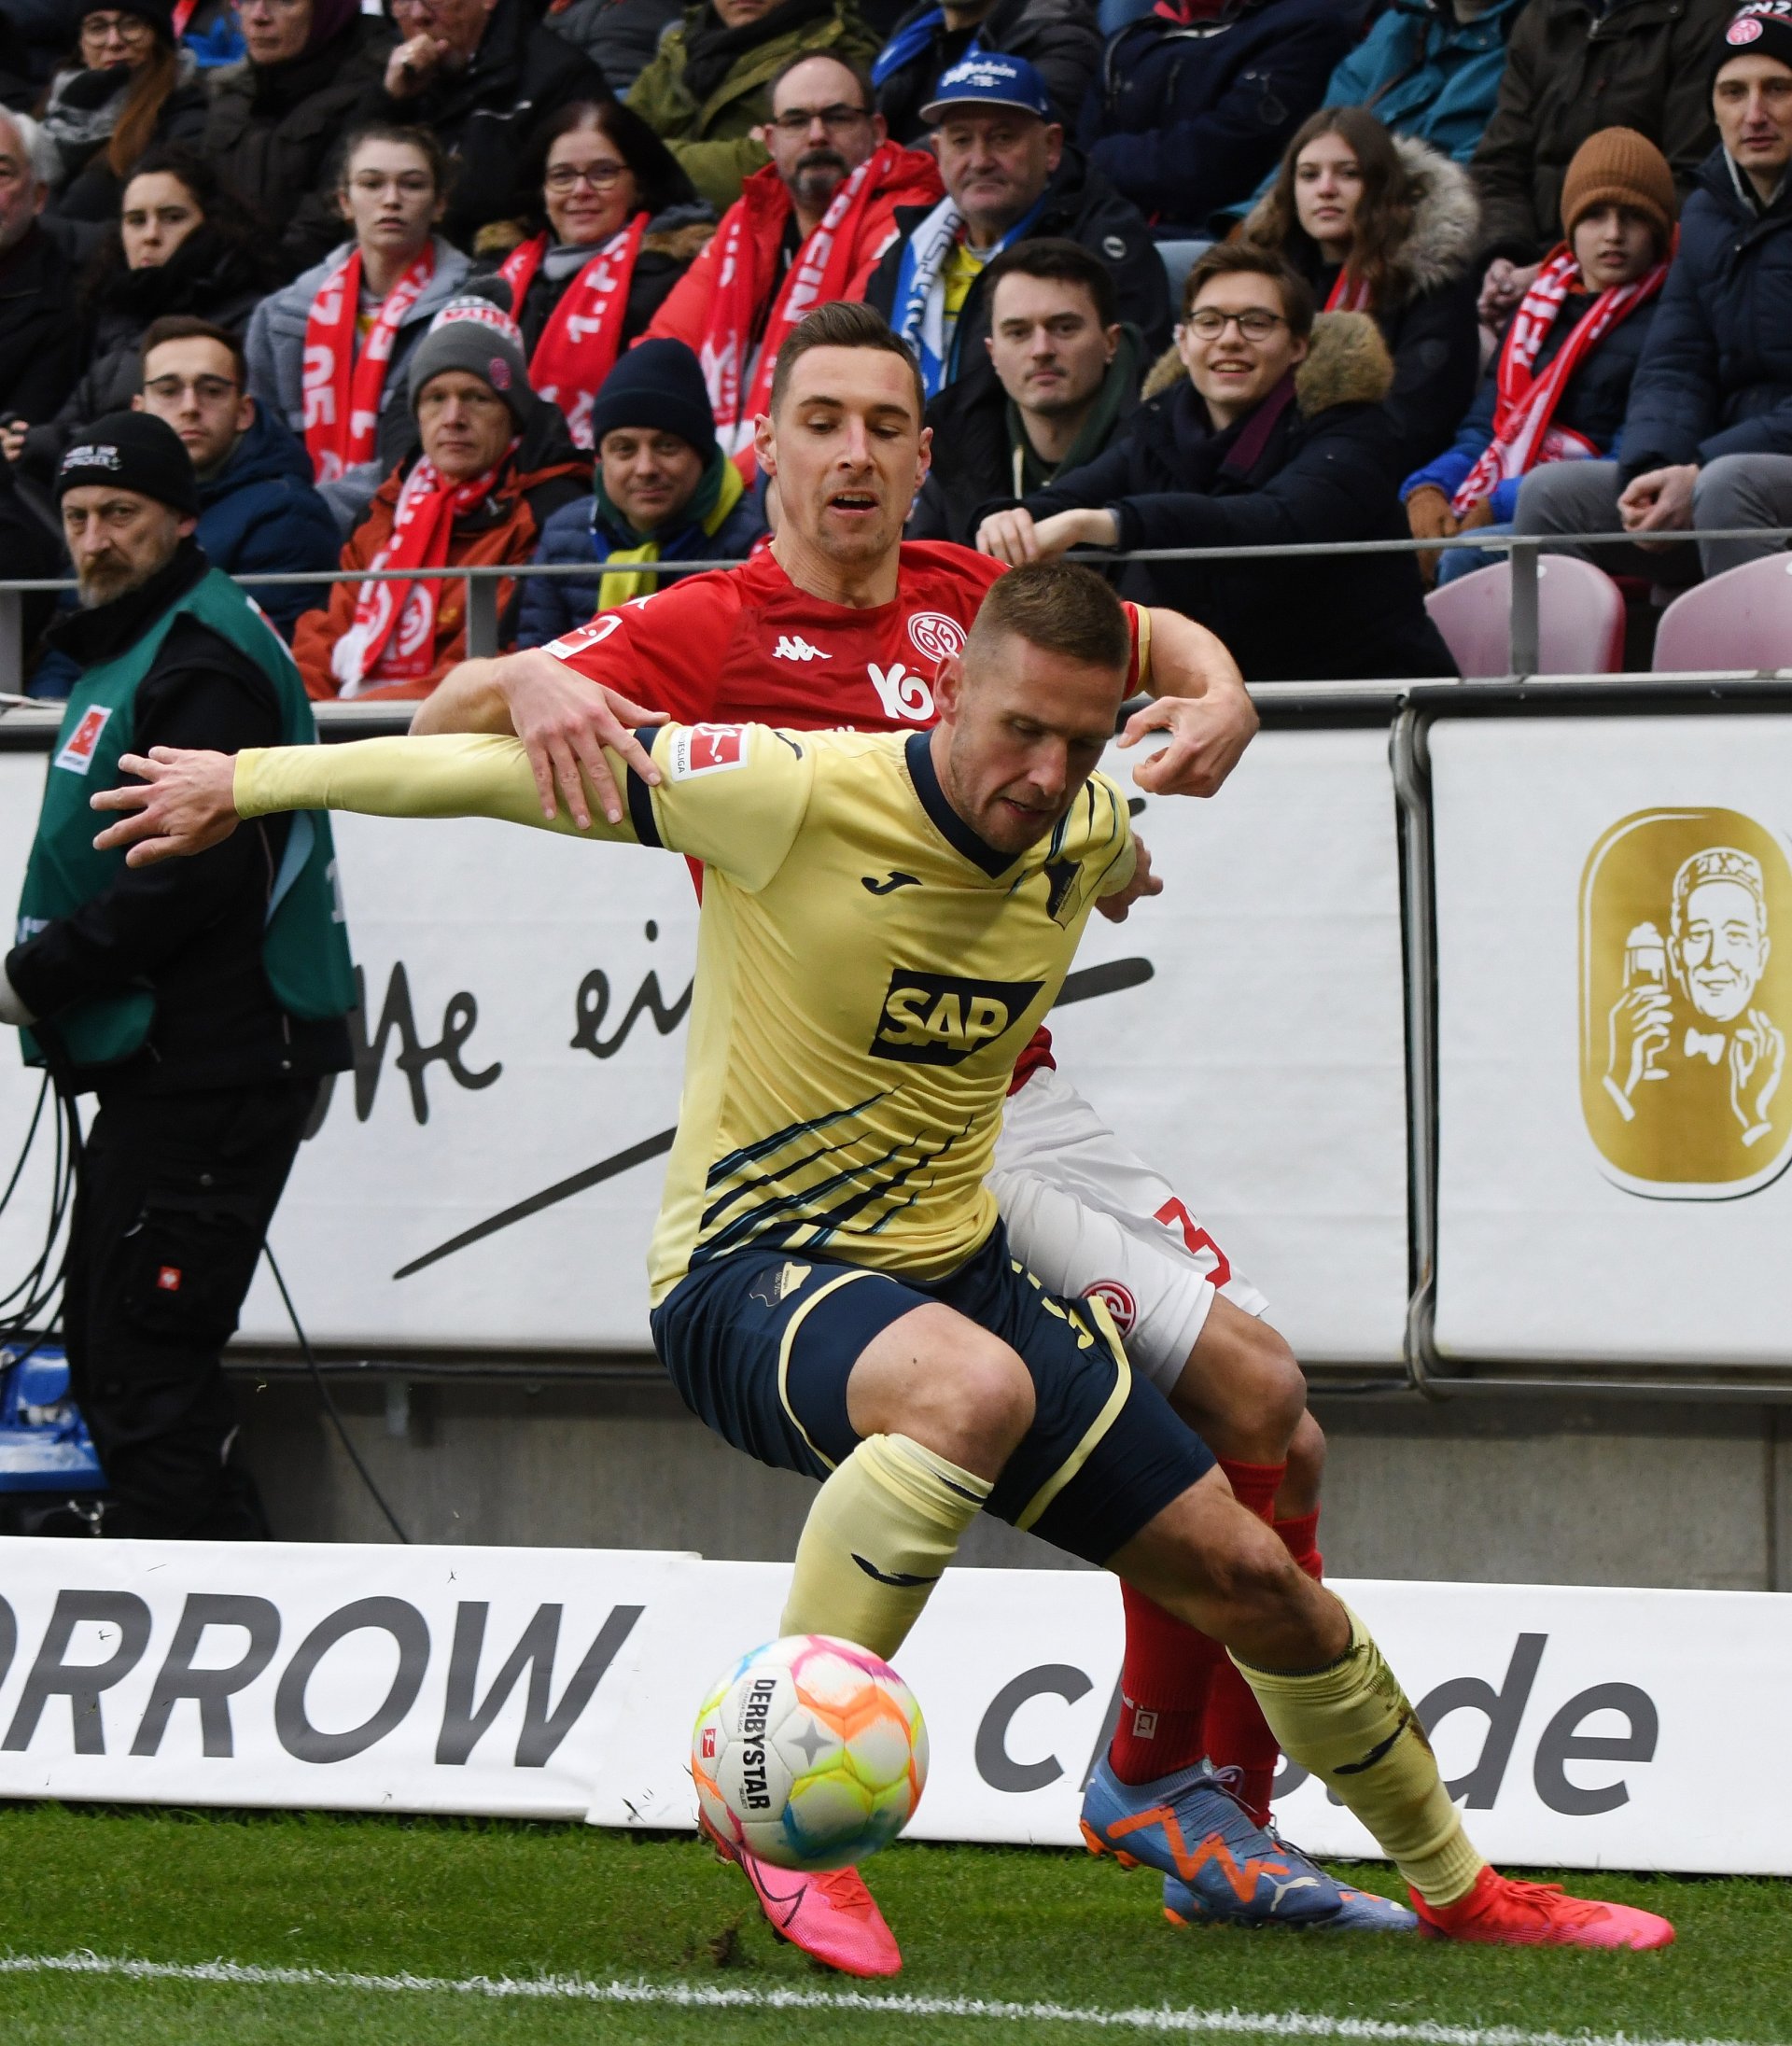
top-left (920, 51), bottom-right (1054, 124)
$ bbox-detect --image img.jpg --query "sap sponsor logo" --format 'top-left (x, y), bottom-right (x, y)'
top-left (870, 970), bottom-right (1044, 1065)
top-left (53, 706), bottom-right (113, 777)
top-left (1082, 1279), bottom-right (1136, 1336)
top-left (668, 724), bottom-right (749, 780)
top-left (970, 1634), bottom-right (1662, 1817)
top-left (906, 611), bottom-right (964, 666)
top-left (773, 635), bottom-right (830, 664)
top-left (0, 1590), bottom-right (640, 1767)
top-left (868, 661), bottom-right (934, 723)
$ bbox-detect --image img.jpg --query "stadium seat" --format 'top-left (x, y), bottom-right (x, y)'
top-left (1650, 553), bottom-right (1792, 672)
top-left (1155, 240), bottom-right (1213, 302)
top-left (1424, 556), bottom-right (1627, 678)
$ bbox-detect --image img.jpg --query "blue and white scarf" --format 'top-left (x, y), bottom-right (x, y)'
top-left (889, 189), bottom-right (1047, 399)
top-left (870, 7), bottom-right (946, 87)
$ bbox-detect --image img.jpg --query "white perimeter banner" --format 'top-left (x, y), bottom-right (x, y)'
top-left (1431, 715), bottom-right (1792, 1365)
top-left (0, 1540), bottom-right (1785, 1876)
top-left (0, 731), bottom-right (1408, 1364)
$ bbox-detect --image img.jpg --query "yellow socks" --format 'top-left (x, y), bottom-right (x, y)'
top-left (1233, 1604), bottom-right (1486, 1907)
top-left (779, 1433), bottom-right (990, 1661)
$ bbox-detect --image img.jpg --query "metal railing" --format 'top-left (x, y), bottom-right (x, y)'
top-left (5, 526), bottom-right (1792, 696)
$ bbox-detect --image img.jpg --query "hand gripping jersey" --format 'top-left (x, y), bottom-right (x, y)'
top-left (235, 723), bottom-right (1136, 1302)
top-left (541, 541), bottom-right (1146, 1088)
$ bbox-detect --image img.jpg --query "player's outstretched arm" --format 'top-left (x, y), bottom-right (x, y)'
top-left (90, 746), bottom-right (241, 865)
top-left (414, 648), bottom-right (667, 828)
top-left (411, 651), bottom-right (668, 829)
top-left (91, 733), bottom-right (652, 869)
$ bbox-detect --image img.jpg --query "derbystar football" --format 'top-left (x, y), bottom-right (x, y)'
top-left (691, 1633), bottom-right (928, 1871)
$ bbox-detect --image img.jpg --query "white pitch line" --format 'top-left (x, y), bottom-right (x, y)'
top-left (0, 1952), bottom-right (1775, 2046)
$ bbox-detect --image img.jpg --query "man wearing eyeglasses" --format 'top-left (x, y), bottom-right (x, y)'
top-left (647, 52), bottom-right (942, 460)
top-left (977, 245), bottom-right (1456, 683)
top-left (131, 316), bottom-right (340, 641)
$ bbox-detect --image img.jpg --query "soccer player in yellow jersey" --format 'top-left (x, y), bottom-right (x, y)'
top-left (92, 561), bottom-right (1673, 1955)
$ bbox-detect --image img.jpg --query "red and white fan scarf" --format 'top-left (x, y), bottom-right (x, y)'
top-left (1324, 266), bottom-right (1374, 314)
top-left (329, 444), bottom-right (517, 696)
top-left (302, 245), bottom-right (436, 484)
top-left (699, 141), bottom-right (906, 458)
top-left (499, 213), bottom-right (649, 448)
top-left (1450, 245), bottom-right (1669, 517)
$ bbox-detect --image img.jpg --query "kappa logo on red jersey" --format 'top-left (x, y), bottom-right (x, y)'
top-left (773, 635), bottom-right (830, 663)
top-left (669, 723), bottom-right (749, 780)
top-left (53, 705), bottom-right (113, 776)
top-left (907, 611), bottom-right (964, 665)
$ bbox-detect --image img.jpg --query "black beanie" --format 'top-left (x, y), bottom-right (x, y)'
top-left (586, 340), bottom-right (718, 462)
top-left (57, 412), bottom-right (199, 518)
top-left (1715, 3), bottom-right (1792, 80)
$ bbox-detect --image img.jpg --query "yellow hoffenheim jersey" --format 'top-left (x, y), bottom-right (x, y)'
top-left (236, 722), bottom-right (1135, 1301)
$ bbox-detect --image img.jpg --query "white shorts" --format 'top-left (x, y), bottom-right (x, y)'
top-left (987, 1064), bottom-right (1268, 1394)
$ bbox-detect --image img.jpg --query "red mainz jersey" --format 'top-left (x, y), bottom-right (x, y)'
top-left (543, 540), bottom-right (1115, 1083)
top-left (543, 541), bottom-right (1007, 736)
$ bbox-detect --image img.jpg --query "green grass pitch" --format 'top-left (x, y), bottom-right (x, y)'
top-left (0, 1802), bottom-right (1786, 2045)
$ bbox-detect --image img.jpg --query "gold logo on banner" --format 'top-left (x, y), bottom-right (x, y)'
top-left (1580, 809), bottom-right (1792, 1194)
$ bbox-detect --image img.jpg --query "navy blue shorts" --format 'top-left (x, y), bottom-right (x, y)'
top-left (650, 1225), bottom-right (1215, 1567)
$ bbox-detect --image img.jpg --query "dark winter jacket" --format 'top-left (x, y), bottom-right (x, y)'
top-left (907, 329), bottom-right (1141, 543)
top-left (1077, 0), bottom-right (1354, 234)
top-left (0, 223), bottom-right (81, 421)
top-left (1244, 133), bottom-right (1482, 469)
top-left (4, 538), bottom-right (352, 1097)
top-left (472, 205), bottom-right (716, 363)
top-left (863, 146), bottom-right (1172, 369)
top-left (1617, 148), bottom-right (1792, 482)
top-left (546, 0), bottom-right (686, 94)
top-left (191, 406), bottom-right (343, 637)
top-left (380, 0), bottom-right (611, 247)
top-left (873, 0), bottom-right (1100, 144)
top-left (517, 468), bottom-right (765, 645)
top-left (203, 12), bottom-right (398, 280)
top-left (1403, 287), bottom-right (1659, 516)
top-left (1015, 314), bottom-right (1456, 681)
top-left (43, 66), bottom-right (209, 232)
top-left (1471, 0), bottom-right (1732, 260)
top-left (21, 226), bottom-right (270, 479)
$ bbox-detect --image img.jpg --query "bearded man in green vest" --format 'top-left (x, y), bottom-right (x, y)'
top-left (0, 413), bottom-right (356, 1540)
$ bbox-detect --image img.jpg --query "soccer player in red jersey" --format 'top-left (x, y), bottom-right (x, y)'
top-left (413, 307), bottom-right (1660, 1968)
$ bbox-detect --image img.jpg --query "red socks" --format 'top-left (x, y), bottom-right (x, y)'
top-left (1106, 1459), bottom-right (1287, 1789)
top-left (1199, 1495), bottom-right (1326, 1826)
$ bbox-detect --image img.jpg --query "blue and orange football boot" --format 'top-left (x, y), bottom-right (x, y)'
top-left (1082, 1756), bottom-right (1416, 1931)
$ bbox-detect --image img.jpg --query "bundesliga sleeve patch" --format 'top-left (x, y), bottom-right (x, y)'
top-left (668, 724), bottom-right (749, 780)
top-left (54, 705), bottom-right (112, 776)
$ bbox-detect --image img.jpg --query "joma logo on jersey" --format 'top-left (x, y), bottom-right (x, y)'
top-left (870, 970), bottom-right (1043, 1065)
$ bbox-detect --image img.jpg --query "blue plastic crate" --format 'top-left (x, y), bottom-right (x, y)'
top-left (0, 1343), bottom-right (106, 1492)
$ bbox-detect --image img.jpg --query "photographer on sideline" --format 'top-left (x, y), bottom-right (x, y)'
top-left (0, 414), bottom-right (355, 1538)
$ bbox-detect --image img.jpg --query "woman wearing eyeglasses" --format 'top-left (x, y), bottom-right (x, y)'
top-left (475, 99), bottom-right (712, 449)
top-left (1237, 107), bottom-right (1483, 473)
top-left (974, 244), bottom-right (1456, 683)
top-left (11, 145), bottom-right (272, 480)
top-left (36, 1), bottom-right (206, 234)
top-left (245, 120), bottom-right (471, 533)
top-left (203, 0), bottom-right (399, 279)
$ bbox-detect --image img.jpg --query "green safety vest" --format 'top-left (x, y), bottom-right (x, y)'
top-left (15, 565), bottom-right (356, 1072)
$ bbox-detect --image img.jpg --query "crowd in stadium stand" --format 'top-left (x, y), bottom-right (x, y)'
top-left (5, 0), bottom-right (1792, 689)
